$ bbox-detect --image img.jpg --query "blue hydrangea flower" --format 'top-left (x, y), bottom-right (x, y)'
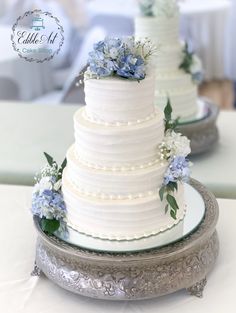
top-left (117, 55), bottom-right (146, 80)
top-left (164, 156), bottom-right (190, 185)
top-left (32, 189), bottom-right (66, 220)
top-left (87, 37), bottom-right (149, 80)
top-left (192, 72), bottom-right (203, 84)
top-left (88, 50), bottom-right (116, 77)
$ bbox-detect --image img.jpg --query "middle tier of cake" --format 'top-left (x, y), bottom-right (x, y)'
top-left (74, 107), bottom-right (164, 167)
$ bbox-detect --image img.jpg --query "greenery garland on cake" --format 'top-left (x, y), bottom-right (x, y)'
top-left (179, 43), bottom-right (203, 84)
top-left (31, 153), bottom-right (67, 235)
top-left (138, 0), bottom-right (179, 18)
top-left (159, 99), bottom-right (191, 219)
top-left (84, 37), bottom-right (156, 81)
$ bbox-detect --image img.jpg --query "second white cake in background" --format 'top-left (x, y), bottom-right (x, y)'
top-left (135, 0), bottom-right (203, 121)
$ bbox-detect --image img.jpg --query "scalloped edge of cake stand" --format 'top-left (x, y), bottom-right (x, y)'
top-left (32, 178), bottom-right (219, 300)
top-left (177, 97), bottom-right (219, 156)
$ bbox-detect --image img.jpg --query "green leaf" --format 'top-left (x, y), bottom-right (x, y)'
top-left (170, 209), bottom-right (177, 220)
top-left (159, 186), bottom-right (166, 201)
top-left (41, 218), bottom-right (60, 234)
top-left (164, 98), bottom-right (172, 122)
top-left (60, 158), bottom-right (67, 172)
top-left (166, 194), bottom-right (179, 214)
top-left (167, 182), bottom-right (178, 193)
top-left (44, 152), bottom-right (54, 167)
top-left (165, 204), bottom-right (169, 214)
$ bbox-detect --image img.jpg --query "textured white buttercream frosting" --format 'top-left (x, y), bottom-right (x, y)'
top-left (135, 14), bottom-right (198, 120)
top-left (62, 75), bottom-right (186, 241)
top-left (85, 74), bottom-right (155, 123)
top-left (63, 174), bottom-right (186, 240)
top-left (74, 107), bottom-right (164, 167)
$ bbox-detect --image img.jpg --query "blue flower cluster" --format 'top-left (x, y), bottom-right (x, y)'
top-left (88, 37), bottom-right (146, 80)
top-left (192, 71), bottom-right (203, 84)
top-left (164, 156), bottom-right (190, 186)
top-left (32, 189), bottom-right (66, 221)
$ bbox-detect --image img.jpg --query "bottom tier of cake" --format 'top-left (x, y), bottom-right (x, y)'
top-left (62, 175), bottom-right (186, 241)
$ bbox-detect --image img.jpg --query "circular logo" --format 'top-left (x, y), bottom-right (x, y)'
top-left (11, 10), bottom-right (64, 63)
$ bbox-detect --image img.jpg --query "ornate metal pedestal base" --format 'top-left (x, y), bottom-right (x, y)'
top-left (187, 278), bottom-right (207, 298)
top-left (178, 98), bottom-right (219, 155)
top-left (34, 180), bottom-right (219, 300)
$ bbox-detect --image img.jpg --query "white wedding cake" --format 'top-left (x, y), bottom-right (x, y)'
top-left (59, 38), bottom-right (190, 241)
top-left (135, 0), bottom-right (202, 120)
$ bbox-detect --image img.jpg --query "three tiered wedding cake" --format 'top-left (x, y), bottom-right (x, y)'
top-left (135, 0), bottom-right (202, 120)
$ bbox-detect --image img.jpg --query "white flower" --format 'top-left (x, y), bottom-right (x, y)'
top-left (33, 176), bottom-right (53, 194)
top-left (190, 54), bottom-right (202, 75)
top-left (161, 130), bottom-right (191, 159)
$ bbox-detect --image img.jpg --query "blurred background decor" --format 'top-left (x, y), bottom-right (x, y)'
top-left (0, 0), bottom-right (236, 195)
top-left (0, 0), bottom-right (234, 108)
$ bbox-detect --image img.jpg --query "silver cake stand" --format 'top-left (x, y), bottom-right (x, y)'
top-left (32, 179), bottom-right (219, 300)
top-left (177, 97), bottom-right (219, 155)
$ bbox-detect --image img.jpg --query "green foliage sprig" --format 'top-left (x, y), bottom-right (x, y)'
top-left (164, 98), bottom-right (180, 133)
top-left (160, 100), bottom-right (180, 219)
top-left (179, 43), bottom-right (194, 74)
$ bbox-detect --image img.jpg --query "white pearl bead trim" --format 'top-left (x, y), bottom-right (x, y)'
top-left (66, 206), bottom-right (187, 241)
top-left (74, 153), bottom-right (164, 172)
top-left (68, 178), bottom-right (159, 200)
top-left (83, 110), bottom-right (157, 127)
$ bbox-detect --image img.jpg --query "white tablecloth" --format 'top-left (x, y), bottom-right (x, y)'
top-left (0, 183), bottom-right (235, 313)
top-left (0, 25), bottom-right (54, 100)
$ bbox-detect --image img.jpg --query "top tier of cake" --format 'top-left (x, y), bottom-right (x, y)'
top-left (84, 74), bottom-right (156, 124)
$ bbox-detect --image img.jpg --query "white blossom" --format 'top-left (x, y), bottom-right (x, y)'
top-left (161, 130), bottom-right (191, 159)
top-left (190, 54), bottom-right (202, 75)
top-left (33, 176), bottom-right (53, 194)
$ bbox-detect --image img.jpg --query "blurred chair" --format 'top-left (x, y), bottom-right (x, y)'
top-left (0, 77), bottom-right (19, 101)
top-left (90, 14), bottom-right (134, 36)
top-left (34, 26), bottom-right (106, 105)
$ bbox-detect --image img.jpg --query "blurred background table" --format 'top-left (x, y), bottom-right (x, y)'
top-left (191, 110), bottom-right (236, 199)
top-left (0, 183), bottom-right (235, 312)
top-left (0, 101), bottom-right (77, 185)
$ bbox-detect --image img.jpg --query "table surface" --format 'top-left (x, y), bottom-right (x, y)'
top-left (0, 183), bottom-right (235, 313)
top-left (0, 101), bottom-right (78, 185)
top-left (0, 101), bottom-right (235, 199)
top-left (190, 110), bottom-right (236, 199)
